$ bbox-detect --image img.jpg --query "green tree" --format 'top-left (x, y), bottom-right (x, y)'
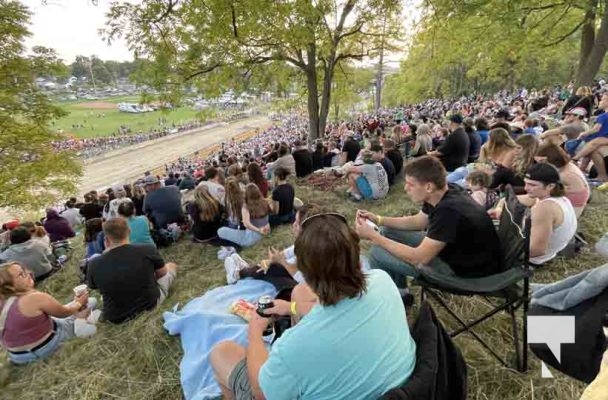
top-left (0, 0), bottom-right (81, 210)
top-left (104, 0), bottom-right (402, 139)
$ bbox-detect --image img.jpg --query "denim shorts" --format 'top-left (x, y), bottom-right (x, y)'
top-left (355, 176), bottom-right (374, 199)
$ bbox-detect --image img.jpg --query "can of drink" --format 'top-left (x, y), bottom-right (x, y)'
top-left (256, 295), bottom-right (274, 336)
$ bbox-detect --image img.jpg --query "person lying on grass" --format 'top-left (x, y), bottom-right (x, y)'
top-left (210, 213), bottom-right (416, 400)
top-left (0, 261), bottom-right (94, 365)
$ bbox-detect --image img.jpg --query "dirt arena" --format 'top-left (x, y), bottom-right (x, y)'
top-left (78, 116), bottom-right (270, 194)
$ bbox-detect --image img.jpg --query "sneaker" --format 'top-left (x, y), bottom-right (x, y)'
top-left (230, 253), bottom-right (250, 270)
top-left (348, 193), bottom-right (362, 202)
top-left (224, 255), bottom-right (241, 284)
top-left (217, 246), bottom-right (236, 261)
top-left (86, 309), bottom-right (102, 325)
top-left (74, 318), bottom-right (97, 338)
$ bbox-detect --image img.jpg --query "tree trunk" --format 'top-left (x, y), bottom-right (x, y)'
top-left (319, 61), bottom-right (335, 141)
top-left (579, 0), bottom-right (598, 70)
top-left (577, 0), bottom-right (608, 85)
top-left (305, 44), bottom-right (320, 140)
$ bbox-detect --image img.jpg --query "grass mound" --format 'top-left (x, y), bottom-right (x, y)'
top-left (1, 181), bottom-right (607, 400)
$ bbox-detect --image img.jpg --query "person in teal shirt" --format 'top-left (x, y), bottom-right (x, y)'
top-left (117, 201), bottom-right (155, 247)
top-left (210, 213), bottom-right (416, 400)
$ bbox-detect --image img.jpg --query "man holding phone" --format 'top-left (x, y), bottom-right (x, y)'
top-left (355, 156), bottom-right (502, 291)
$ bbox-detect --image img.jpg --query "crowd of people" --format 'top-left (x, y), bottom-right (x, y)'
top-left (2, 81), bottom-right (608, 398)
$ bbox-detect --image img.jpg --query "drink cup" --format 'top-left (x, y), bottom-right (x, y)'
top-left (73, 284), bottom-right (88, 297)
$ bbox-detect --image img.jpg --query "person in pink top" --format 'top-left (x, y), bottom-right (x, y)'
top-left (0, 262), bottom-right (91, 364)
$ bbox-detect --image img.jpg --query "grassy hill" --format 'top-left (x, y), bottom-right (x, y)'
top-left (1, 179), bottom-right (606, 400)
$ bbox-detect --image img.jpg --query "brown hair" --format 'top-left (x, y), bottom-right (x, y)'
top-left (404, 156), bottom-right (447, 189)
top-left (486, 128), bottom-right (518, 160)
top-left (247, 162), bottom-right (266, 187)
top-left (103, 218), bottom-right (129, 243)
top-left (193, 185), bottom-right (221, 222)
top-left (0, 262), bottom-right (29, 300)
top-left (513, 134), bottom-right (539, 176)
top-left (294, 214), bottom-right (366, 306)
top-left (296, 203), bottom-right (325, 222)
top-left (244, 183), bottom-right (269, 219)
top-left (536, 143), bottom-right (570, 168)
top-left (224, 178), bottom-right (243, 222)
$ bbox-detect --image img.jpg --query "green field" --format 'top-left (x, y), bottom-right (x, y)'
top-left (51, 97), bottom-right (201, 138)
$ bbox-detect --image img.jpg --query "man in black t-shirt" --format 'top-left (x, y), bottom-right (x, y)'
top-left (87, 218), bottom-right (178, 323)
top-left (356, 156), bottom-right (501, 290)
top-left (80, 192), bottom-right (103, 221)
top-left (370, 141), bottom-right (396, 185)
top-left (383, 139), bottom-right (403, 175)
top-left (428, 114), bottom-right (469, 172)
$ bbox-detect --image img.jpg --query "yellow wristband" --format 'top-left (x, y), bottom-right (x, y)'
top-left (290, 301), bottom-right (298, 316)
top-left (377, 216), bottom-right (383, 226)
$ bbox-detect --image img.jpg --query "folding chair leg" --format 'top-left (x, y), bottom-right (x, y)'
top-left (508, 305), bottom-right (523, 372)
top-left (425, 289), bottom-right (511, 369)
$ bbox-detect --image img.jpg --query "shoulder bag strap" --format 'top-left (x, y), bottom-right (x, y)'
top-left (0, 296), bottom-right (17, 334)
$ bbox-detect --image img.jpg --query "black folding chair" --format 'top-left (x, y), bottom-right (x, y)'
top-left (414, 185), bottom-right (533, 372)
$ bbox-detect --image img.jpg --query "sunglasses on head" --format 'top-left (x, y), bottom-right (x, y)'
top-left (301, 212), bottom-right (348, 229)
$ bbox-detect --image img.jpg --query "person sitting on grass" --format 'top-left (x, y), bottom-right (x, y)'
top-left (0, 227), bottom-right (56, 282)
top-left (217, 183), bottom-right (271, 249)
top-left (247, 162), bottom-right (269, 198)
top-left (117, 201), bottom-right (155, 247)
top-left (83, 218), bottom-right (104, 258)
top-left (491, 163), bottom-right (578, 267)
top-left (0, 261), bottom-right (93, 365)
top-left (43, 208), bottom-right (75, 243)
top-left (465, 170), bottom-right (498, 210)
top-left (370, 141), bottom-right (396, 185)
top-left (269, 167), bottom-right (295, 227)
top-left (344, 150), bottom-right (389, 201)
top-left (197, 166), bottom-right (226, 206)
top-left (359, 156), bottom-right (502, 294)
top-left (86, 218), bottom-right (178, 324)
top-left (142, 175), bottom-right (184, 229)
top-left (187, 185), bottom-right (224, 244)
top-left (569, 93), bottom-right (608, 175)
top-left (210, 213), bottom-right (416, 400)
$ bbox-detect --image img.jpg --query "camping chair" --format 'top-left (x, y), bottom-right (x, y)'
top-left (414, 185), bottom-right (533, 372)
top-left (380, 301), bottom-right (467, 400)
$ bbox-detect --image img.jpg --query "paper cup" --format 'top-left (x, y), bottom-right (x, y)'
top-left (73, 284), bottom-right (88, 297)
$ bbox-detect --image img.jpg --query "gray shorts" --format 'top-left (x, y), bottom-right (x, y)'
top-left (228, 358), bottom-right (254, 400)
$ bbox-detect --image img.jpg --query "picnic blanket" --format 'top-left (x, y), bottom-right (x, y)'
top-left (163, 279), bottom-right (277, 400)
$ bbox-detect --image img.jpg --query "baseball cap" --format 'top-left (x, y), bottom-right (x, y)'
top-left (143, 175), bottom-right (160, 185)
top-left (565, 107), bottom-right (587, 117)
top-left (525, 163), bottom-right (561, 185)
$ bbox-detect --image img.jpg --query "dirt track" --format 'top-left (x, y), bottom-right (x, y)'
top-left (78, 116), bottom-right (270, 195)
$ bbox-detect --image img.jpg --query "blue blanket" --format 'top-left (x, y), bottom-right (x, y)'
top-left (163, 279), bottom-right (277, 400)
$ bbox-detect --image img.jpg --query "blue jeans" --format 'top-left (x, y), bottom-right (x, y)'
top-left (446, 166), bottom-right (469, 187)
top-left (8, 317), bottom-right (75, 365)
top-left (217, 227), bottom-right (263, 247)
top-left (368, 227), bottom-right (453, 288)
top-left (564, 139), bottom-right (584, 157)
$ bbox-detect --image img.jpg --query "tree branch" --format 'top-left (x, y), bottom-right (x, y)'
top-left (152, 0), bottom-right (178, 24)
top-left (521, 2), bottom-right (567, 12)
top-left (542, 19), bottom-right (585, 47)
top-left (183, 63), bottom-right (223, 80)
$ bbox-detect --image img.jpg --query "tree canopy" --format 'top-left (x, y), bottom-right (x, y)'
top-left (0, 0), bottom-right (81, 210)
top-left (385, 0), bottom-right (608, 104)
top-left (104, 0), bottom-right (402, 139)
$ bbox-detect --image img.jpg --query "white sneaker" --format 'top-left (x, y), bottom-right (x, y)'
top-left (230, 253), bottom-right (250, 270)
top-left (218, 246), bottom-right (236, 261)
top-left (224, 255), bottom-right (241, 284)
top-left (74, 318), bottom-right (97, 338)
top-left (86, 309), bottom-right (102, 325)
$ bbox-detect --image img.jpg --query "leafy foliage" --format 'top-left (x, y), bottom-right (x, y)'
top-left (103, 0), bottom-right (403, 138)
top-left (0, 0), bottom-right (81, 210)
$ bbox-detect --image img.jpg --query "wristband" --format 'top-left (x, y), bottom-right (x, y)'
top-left (290, 301), bottom-right (297, 316)
top-left (377, 216), bottom-right (383, 226)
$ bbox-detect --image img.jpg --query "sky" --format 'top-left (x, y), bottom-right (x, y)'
top-left (22, 0), bottom-right (134, 63)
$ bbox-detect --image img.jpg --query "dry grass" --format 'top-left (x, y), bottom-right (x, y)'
top-left (1, 180), bottom-right (607, 400)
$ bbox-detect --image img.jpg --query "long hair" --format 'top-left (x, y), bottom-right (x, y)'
top-left (486, 128), bottom-right (518, 160)
top-left (193, 186), bottom-right (221, 222)
top-left (295, 215), bottom-right (366, 306)
top-left (0, 262), bottom-right (29, 300)
top-left (513, 134), bottom-right (539, 176)
top-left (224, 178), bottom-right (243, 222)
top-left (244, 183), bottom-right (269, 219)
top-left (247, 162), bottom-right (266, 187)
top-left (132, 184), bottom-right (146, 200)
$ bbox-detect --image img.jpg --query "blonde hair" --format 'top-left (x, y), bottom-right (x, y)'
top-left (576, 86), bottom-right (592, 96)
top-left (193, 186), bottom-right (221, 222)
top-left (486, 128), bottom-right (518, 160)
top-left (0, 262), bottom-right (28, 300)
top-left (224, 178), bottom-right (243, 223)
